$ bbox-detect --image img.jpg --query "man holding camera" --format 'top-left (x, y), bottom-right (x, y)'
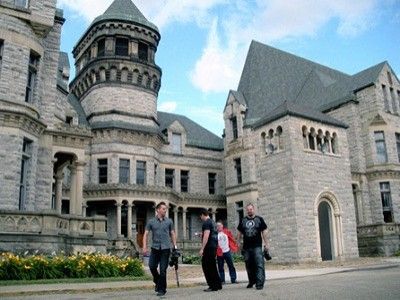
top-left (237, 203), bottom-right (269, 290)
top-left (143, 202), bottom-right (177, 297)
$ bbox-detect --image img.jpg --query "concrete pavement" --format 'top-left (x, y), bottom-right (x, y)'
top-left (1, 258), bottom-right (399, 297)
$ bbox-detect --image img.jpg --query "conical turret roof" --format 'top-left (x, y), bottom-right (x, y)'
top-left (93, 0), bottom-right (158, 32)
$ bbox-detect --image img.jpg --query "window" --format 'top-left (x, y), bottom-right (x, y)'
top-left (172, 133), bottom-right (182, 154)
top-left (25, 51), bottom-right (40, 103)
top-left (396, 133), bottom-right (400, 162)
top-left (154, 163), bottom-right (158, 184)
top-left (0, 40), bottom-right (3, 76)
top-left (97, 39), bottom-right (105, 57)
top-left (308, 128), bottom-right (316, 150)
top-left (231, 117), bottom-right (238, 140)
top-left (165, 169), bottom-right (174, 188)
top-left (65, 116), bottom-right (73, 125)
top-left (374, 131), bottom-right (388, 163)
top-left (382, 85), bottom-right (390, 112)
top-left (380, 182), bottom-right (393, 223)
top-left (352, 184), bottom-right (359, 224)
top-left (136, 161), bottom-right (146, 185)
top-left (387, 71), bottom-right (393, 86)
top-left (115, 38), bottom-right (129, 56)
top-left (138, 42), bottom-right (148, 61)
top-left (208, 173), bottom-right (216, 195)
top-left (390, 88), bottom-right (397, 113)
top-left (98, 159), bottom-right (108, 184)
top-left (236, 201), bottom-right (244, 224)
top-left (15, 0), bottom-right (28, 8)
top-left (119, 159), bottom-right (130, 184)
top-left (180, 170), bottom-right (189, 193)
top-left (234, 158), bottom-right (242, 184)
top-left (19, 138), bottom-right (32, 210)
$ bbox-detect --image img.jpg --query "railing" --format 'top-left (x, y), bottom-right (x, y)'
top-left (0, 210), bottom-right (107, 238)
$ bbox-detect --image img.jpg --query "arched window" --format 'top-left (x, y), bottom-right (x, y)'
top-left (309, 128), bottom-right (316, 150)
top-left (332, 133), bottom-right (338, 154)
top-left (121, 68), bottom-right (129, 82)
top-left (110, 67), bottom-right (117, 81)
top-left (324, 131), bottom-right (331, 153)
top-left (261, 132), bottom-right (267, 153)
top-left (317, 129), bottom-right (323, 152)
top-left (276, 126), bottom-right (283, 150)
top-left (302, 126), bottom-right (309, 149)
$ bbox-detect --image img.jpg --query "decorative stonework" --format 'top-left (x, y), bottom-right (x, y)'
top-left (47, 123), bottom-right (92, 149)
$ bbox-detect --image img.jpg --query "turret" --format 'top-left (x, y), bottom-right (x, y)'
top-left (69, 0), bottom-right (161, 129)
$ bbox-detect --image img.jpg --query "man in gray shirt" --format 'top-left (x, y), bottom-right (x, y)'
top-left (143, 202), bottom-right (177, 297)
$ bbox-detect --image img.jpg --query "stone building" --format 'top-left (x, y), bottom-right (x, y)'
top-left (0, 0), bottom-right (399, 262)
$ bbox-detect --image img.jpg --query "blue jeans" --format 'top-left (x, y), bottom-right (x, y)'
top-left (149, 248), bottom-right (170, 293)
top-left (217, 251), bottom-right (237, 283)
top-left (243, 247), bottom-right (265, 288)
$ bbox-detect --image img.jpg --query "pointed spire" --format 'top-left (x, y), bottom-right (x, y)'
top-left (93, 0), bottom-right (159, 33)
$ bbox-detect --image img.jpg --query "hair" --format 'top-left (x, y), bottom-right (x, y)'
top-left (199, 208), bottom-right (209, 217)
top-left (246, 203), bottom-right (255, 209)
top-left (156, 201), bottom-right (167, 209)
top-left (216, 221), bottom-right (224, 227)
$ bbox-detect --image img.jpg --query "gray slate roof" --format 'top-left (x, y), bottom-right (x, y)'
top-left (67, 94), bottom-right (89, 126)
top-left (92, 0), bottom-right (158, 33)
top-left (158, 112), bottom-right (224, 151)
top-left (238, 41), bottom-right (388, 127)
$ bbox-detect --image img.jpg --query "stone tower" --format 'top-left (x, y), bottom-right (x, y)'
top-left (69, 0), bottom-right (161, 129)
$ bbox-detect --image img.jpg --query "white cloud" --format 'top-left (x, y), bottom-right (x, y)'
top-left (159, 101), bottom-right (178, 112)
top-left (58, 0), bottom-right (113, 22)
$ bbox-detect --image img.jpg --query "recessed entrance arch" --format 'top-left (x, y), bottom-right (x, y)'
top-left (318, 201), bottom-right (333, 261)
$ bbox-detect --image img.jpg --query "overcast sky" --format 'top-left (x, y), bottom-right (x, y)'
top-left (58, 0), bottom-right (400, 136)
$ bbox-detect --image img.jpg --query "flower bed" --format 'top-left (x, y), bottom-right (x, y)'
top-left (0, 253), bottom-right (144, 280)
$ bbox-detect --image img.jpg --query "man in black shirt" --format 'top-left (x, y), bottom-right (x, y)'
top-left (237, 203), bottom-right (269, 290)
top-left (199, 209), bottom-right (222, 292)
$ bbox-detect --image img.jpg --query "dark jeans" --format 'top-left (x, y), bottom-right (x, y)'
top-left (201, 247), bottom-right (222, 290)
top-left (149, 248), bottom-right (170, 293)
top-left (217, 251), bottom-right (237, 283)
top-left (243, 247), bottom-right (265, 288)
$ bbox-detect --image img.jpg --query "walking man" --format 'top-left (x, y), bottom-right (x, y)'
top-left (216, 221), bottom-right (238, 284)
top-left (237, 203), bottom-right (269, 290)
top-left (143, 202), bottom-right (177, 296)
top-left (199, 209), bottom-right (222, 292)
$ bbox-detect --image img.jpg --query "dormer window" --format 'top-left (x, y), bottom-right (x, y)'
top-left (115, 38), bottom-right (129, 56)
top-left (172, 133), bottom-right (182, 154)
top-left (97, 39), bottom-right (105, 57)
top-left (231, 116), bottom-right (238, 140)
top-left (15, 0), bottom-right (28, 9)
top-left (138, 42), bottom-right (148, 61)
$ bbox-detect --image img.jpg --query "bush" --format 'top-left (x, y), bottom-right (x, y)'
top-left (0, 253), bottom-right (144, 281)
top-left (395, 250), bottom-right (400, 257)
top-left (182, 253), bottom-right (244, 264)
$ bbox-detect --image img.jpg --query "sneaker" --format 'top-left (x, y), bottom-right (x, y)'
top-left (156, 291), bottom-right (166, 296)
top-left (256, 286), bottom-right (264, 290)
top-left (247, 283), bottom-right (254, 288)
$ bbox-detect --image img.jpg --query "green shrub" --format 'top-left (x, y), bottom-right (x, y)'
top-left (394, 250), bottom-right (400, 257)
top-left (0, 253), bottom-right (144, 281)
top-left (182, 254), bottom-right (201, 265)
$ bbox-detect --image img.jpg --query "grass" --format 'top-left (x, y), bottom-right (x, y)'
top-left (0, 275), bottom-right (151, 286)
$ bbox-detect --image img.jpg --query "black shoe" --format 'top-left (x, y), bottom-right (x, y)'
top-left (247, 283), bottom-right (254, 288)
top-left (156, 291), bottom-right (166, 296)
top-left (231, 280), bottom-right (239, 284)
top-left (256, 286), bottom-right (264, 290)
top-left (203, 288), bottom-right (219, 292)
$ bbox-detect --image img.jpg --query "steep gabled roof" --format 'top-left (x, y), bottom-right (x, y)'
top-left (92, 0), bottom-right (159, 33)
top-left (237, 41), bottom-right (393, 127)
top-left (252, 101), bottom-right (348, 129)
top-left (57, 52), bottom-right (69, 92)
top-left (158, 112), bottom-right (223, 151)
top-left (67, 94), bottom-right (89, 126)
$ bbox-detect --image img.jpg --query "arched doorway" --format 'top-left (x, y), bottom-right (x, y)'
top-left (318, 201), bottom-right (333, 261)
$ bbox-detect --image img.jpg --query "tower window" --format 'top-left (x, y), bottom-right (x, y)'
top-left (380, 182), bottom-right (393, 223)
top-left (180, 170), bottom-right (189, 193)
top-left (136, 161), bottom-right (146, 185)
top-left (231, 117), bottom-right (238, 140)
top-left (138, 42), bottom-right (148, 61)
top-left (25, 51), bottom-right (40, 103)
top-left (119, 159), bottom-right (130, 184)
top-left (97, 39), bottom-right (105, 57)
top-left (115, 38), bottom-right (129, 56)
top-left (208, 173), bottom-right (216, 195)
top-left (98, 159), bottom-right (108, 184)
top-left (19, 138), bottom-right (32, 211)
top-left (165, 169), bottom-right (174, 188)
top-left (234, 158), bottom-right (242, 184)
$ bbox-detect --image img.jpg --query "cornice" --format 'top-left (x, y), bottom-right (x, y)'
top-left (0, 105), bottom-right (46, 137)
top-left (365, 164), bottom-right (400, 180)
top-left (225, 181), bottom-right (258, 197)
top-left (46, 123), bottom-right (92, 149)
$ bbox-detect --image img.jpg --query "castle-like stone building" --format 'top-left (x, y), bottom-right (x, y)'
top-left (0, 0), bottom-right (399, 262)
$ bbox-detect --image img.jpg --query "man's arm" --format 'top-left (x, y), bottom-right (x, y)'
top-left (236, 231), bottom-right (242, 248)
top-left (170, 230), bottom-right (177, 249)
top-left (142, 230), bottom-right (149, 255)
top-left (262, 229), bottom-right (269, 250)
top-left (199, 230), bottom-right (210, 256)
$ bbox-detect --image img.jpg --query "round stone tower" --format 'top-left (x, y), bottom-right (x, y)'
top-left (70, 0), bottom-right (161, 129)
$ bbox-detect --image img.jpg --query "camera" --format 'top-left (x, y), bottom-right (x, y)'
top-left (169, 248), bottom-right (181, 269)
top-left (264, 249), bottom-right (272, 261)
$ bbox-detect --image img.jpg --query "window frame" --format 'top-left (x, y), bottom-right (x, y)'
top-left (25, 51), bottom-right (40, 103)
top-left (208, 172), bottom-right (216, 195)
top-left (19, 138), bottom-right (32, 211)
top-left (236, 201), bottom-right (244, 225)
top-left (115, 37), bottom-right (129, 56)
top-left (138, 42), bottom-right (148, 61)
top-left (0, 40), bottom-right (3, 76)
top-left (136, 160), bottom-right (146, 185)
top-left (97, 39), bottom-right (105, 57)
top-left (165, 168), bottom-right (175, 189)
top-left (119, 158), bottom-right (130, 184)
top-left (180, 170), bottom-right (189, 193)
top-left (14, 0), bottom-right (29, 9)
top-left (379, 182), bottom-right (393, 223)
top-left (234, 158), bottom-right (242, 184)
top-left (172, 133), bottom-right (182, 154)
top-left (98, 158), bottom-right (108, 184)
top-left (231, 116), bottom-right (238, 140)
top-left (374, 131), bottom-right (388, 163)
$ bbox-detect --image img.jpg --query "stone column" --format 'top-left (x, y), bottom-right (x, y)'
top-left (182, 209), bottom-right (187, 240)
top-left (211, 209), bottom-right (217, 222)
top-left (173, 208), bottom-right (179, 238)
top-left (334, 214), bottom-right (343, 257)
top-left (82, 202), bottom-right (88, 217)
top-left (127, 202), bottom-right (133, 239)
top-left (116, 201), bottom-right (122, 238)
top-left (75, 161), bottom-right (86, 216)
top-left (55, 172), bottom-right (64, 214)
top-left (69, 165), bottom-right (77, 215)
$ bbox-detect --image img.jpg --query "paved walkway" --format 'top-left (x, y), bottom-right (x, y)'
top-left (1, 258), bottom-right (399, 297)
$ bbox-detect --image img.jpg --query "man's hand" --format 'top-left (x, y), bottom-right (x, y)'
top-left (264, 244), bottom-right (269, 251)
top-left (199, 249), bottom-right (204, 256)
top-left (143, 247), bottom-right (149, 256)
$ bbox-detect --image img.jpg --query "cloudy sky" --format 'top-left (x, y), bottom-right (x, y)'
top-left (58, 0), bottom-right (400, 136)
